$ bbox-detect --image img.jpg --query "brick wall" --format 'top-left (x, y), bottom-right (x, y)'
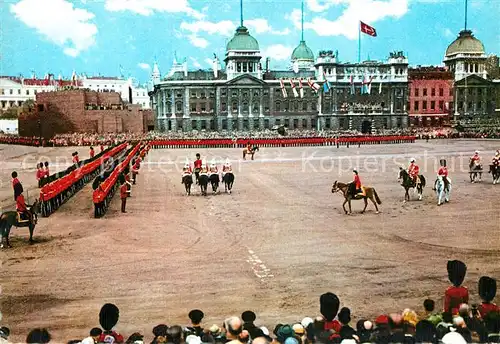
top-left (20, 89), bottom-right (147, 137)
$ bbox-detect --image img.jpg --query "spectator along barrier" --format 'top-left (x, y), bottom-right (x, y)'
top-left (149, 135), bottom-right (416, 149)
top-left (92, 143), bottom-right (144, 218)
top-left (39, 143), bottom-right (128, 217)
top-left (0, 136), bottom-right (42, 146)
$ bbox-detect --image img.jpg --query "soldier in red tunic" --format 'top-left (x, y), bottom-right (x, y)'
top-left (408, 158), bottom-right (420, 186)
top-left (478, 276), bottom-right (499, 318)
top-left (14, 182), bottom-right (33, 224)
top-left (120, 179), bottom-right (128, 213)
top-left (320, 292), bottom-right (342, 338)
top-left (36, 163), bottom-right (44, 188)
top-left (193, 153), bottom-right (203, 184)
top-left (98, 304), bottom-right (124, 343)
top-left (435, 159), bottom-right (450, 191)
top-left (444, 260), bottom-right (468, 315)
top-left (90, 146), bottom-right (95, 158)
top-left (353, 169), bottom-right (365, 197)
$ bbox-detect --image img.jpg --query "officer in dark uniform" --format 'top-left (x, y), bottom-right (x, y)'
top-left (242, 310), bottom-right (261, 340)
top-left (185, 309), bottom-right (204, 337)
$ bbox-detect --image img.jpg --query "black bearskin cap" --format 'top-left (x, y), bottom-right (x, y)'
top-left (447, 260), bottom-right (467, 287)
top-left (153, 324), bottom-right (169, 337)
top-left (99, 303), bottom-right (120, 331)
top-left (188, 309), bottom-right (204, 324)
top-left (440, 159), bottom-right (447, 167)
top-left (242, 310), bottom-right (256, 322)
top-left (338, 307), bottom-right (351, 324)
top-left (320, 292), bottom-right (340, 321)
top-left (479, 276), bottom-right (497, 303)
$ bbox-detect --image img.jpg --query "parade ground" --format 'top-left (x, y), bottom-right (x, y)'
top-left (2, 140), bottom-right (500, 341)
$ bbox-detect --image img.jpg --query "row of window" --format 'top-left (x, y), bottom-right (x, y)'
top-left (457, 101), bottom-right (486, 111)
top-left (413, 100), bottom-right (448, 111)
top-left (1, 100), bottom-right (23, 108)
top-left (162, 118), bottom-right (316, 131)
top-left (0, 89), bottom-right (39, 96)
top-left (411, 87), bottom-right (451, 97)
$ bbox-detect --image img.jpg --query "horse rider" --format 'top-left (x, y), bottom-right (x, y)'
top-left (436, 159), bottom-right (450, 191)
top-left (209, 160), bottom-right (219, 176)
top-left (181, 160), bottom-right (193, 184)
top-left (352, 169), bottom-right (365, 197)
top-left (222, 159), bottom-right (233, 177)
top-left (11, 171), bottom-right (21, 200)
top-left (492, 150), bottom-right (500, 167)
top-left (194, 153), bottom-right (203, 184)
top-left (471, 151), bottom-right (481, 167)
top-left (408, 158), bottom-right (421, 186)
top-left (200, 160), bottom-right (209, 176)
top-left (246, 141), bottom-right (253, 154)
top-left (14, 179), bottom-right (33, 224)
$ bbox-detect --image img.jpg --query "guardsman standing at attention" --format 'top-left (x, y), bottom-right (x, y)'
top-left (36, 163), bottom-right (44, 188)
top-left (444, 260), bottom-right (468, 315)
top-left (90, 146), bottom-right (95, 158)
top-left (44, 162), bottom-right (50, 179)
top-left (194, 153), bottom-right (203, 184)
top-left (120, 178), bottom-right (128, 213)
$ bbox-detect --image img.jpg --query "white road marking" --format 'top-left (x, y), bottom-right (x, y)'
top-left (246, 248), bottom-right (273, 282)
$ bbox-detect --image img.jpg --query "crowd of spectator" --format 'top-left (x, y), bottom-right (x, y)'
top-left (2, 260), bottom-right (499, 344)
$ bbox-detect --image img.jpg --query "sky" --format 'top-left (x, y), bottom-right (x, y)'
top-left (1, 0), bottom-right (499, 84)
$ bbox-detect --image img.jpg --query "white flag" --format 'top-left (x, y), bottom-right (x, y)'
top-left (290, 79), bottom-right (299, 98)
top-left (379, 82), bottom-right (382, 94)
top-left (280, 79), bottom-right (288, 98)
top-left (299, 79), bottom-right (304, 98)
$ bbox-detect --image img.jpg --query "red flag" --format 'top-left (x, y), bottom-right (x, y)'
top-left (360, 21), bottom-right (377, 37)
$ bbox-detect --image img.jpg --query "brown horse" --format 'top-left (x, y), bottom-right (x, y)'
top-left (331, 181), bottom-right (382, 215)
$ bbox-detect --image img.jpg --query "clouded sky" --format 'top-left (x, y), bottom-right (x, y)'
top-left (2, 0), bottom-right (498, 83)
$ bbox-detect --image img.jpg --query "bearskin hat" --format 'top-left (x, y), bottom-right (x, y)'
top-left (447, 260), bottom-right (467, 287)
top-left (440, 159), bottom-right (447, 167)
top-left (99, 303), bottom-right (120, 331)
top-left (479, 276), bottom-right (497, 303)
top-left (338, 307), bottom-right (351, 325)
top-left (320, 292), bottom-right (340, 321)
top-left (188, 309), bottom-right (204, 324)
top-left (242, 310), bottom-right (256, 323)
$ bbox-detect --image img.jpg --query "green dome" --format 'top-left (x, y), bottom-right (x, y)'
top-left (226, 26), bottom-right (259, 51)
top-left (291, 41), bottom-right (314, 61)
top-left (446, 30), bottom-right (485, 57)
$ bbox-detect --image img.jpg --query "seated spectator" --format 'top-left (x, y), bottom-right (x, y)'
top-left (151, 325), bottom-right (168, 344)
top-left (81, 327), bottom-right (102, 344)
top-left (26, 328), bottom-right (51, 344)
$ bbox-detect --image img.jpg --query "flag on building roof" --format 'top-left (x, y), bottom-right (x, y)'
top-left (299, 79), bottom-right (304, 98)
top-left (307, 78), bottom-right (320, 93)
top-left (323, 72), bottom-right (331, 93)
top-left (280, 79), bottom-right (288, 98)
top-left (290, 79), bottom-right (299, 98)
top-left (360, 21), bottom-right (377, 37)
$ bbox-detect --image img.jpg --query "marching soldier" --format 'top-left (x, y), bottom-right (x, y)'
top-left (120, 178), bottom-right (128, 213)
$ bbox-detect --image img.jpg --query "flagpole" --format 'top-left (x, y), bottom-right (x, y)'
top-left (358, 21), bottom-right (361, 63)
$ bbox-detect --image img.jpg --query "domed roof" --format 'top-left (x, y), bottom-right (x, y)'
top-left (446, 30), bottom-right (485, 57)
top-left (226, 26), bottom-right (259, 51)
top-left (291, 41), bottom-right (314, 61)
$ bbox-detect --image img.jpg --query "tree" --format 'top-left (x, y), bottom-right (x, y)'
top-left (1, 107), bottom-right (19, 119)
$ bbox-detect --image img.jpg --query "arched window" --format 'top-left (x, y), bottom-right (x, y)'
top-left (166, 102), bottom-right (172, 113)
top-left (275, 101), bottom-right (280, 111)
top-left (242, 102), bottom-right (249, 113)
top-left (253, 102), bottom-right (259, 113)
top-left (232, 101), bottom-right (238, 113)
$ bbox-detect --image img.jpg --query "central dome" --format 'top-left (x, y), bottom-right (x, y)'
top-left (291, 40), bottom-right (314, 61)
top-left (445, 30), bottom-right (485, 57)
top-left (226, 26), bottom-right (259, 51)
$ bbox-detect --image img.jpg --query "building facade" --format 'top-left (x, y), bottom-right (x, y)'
top-left (18, 90), bottom-right (152, 138)
top-left (408, 67), bottom-right (454, 127)
top-left (150, 24), bottom-right (409, 133)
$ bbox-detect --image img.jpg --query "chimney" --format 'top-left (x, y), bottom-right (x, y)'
top-left (213, 56), bottom-right (219, 78)
top-left (266, 57), bottom-right (270, 72)
top-left (183, 60), bottom-right (188, 77)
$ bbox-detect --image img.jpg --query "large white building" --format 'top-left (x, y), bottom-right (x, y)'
top-left (0, 74), bottom-right (151, 112)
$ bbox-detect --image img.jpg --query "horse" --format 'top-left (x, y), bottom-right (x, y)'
top-left (489, 164), bottom-right (500, 185)
top-left (198, 173), bottom-right (209, 196)
top-left (243, 146), bottom-right (259, 160)
top-left (435, 175), bottom-right (452, 206)
top-left (398, 168), bottom-right (426, 202)
top-left (182, 174), bottom-right (193, 196)
top-left (469, 159), bottom-right (483, 183)
top-left (209, 173), bottom-right (220, 194)
top-left (331, 181), bottom-right (382, 215)
top-left (223, 172), bottom-right (235, 194)
top-left (0, 200), bottom-right (40, 249)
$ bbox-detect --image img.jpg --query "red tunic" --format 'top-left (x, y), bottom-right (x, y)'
top-left (44, 168), bottom-right (49, 177)
top-left (90, 149), bottom-right (95, 158)
top-left (16, 194), bottom-right (27, 212)
top-left (12, 177), bottom-right (20, 188)
top-left (409, 163), bottom-right (419, 178)
top-left (438, 166), bottom-right (448, 177)
top-left (478, 302), bottom-right (499, 318)
top-left (444, 286), bottom-right (469, 314)
top-left (36, 169), bottom-right (44, 181)
top-left (98, 332), bottom-right (124, 344)
top-left (194, 159), bottom-right (202, 169)
top-left (471, 155), bottom-right (480, 162)
top-left (354, 175), bottom-right (361, 189)
top-left (120, 184), bottom-right (128, 199)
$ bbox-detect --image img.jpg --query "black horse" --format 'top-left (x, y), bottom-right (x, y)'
top-left (198, 174), bottom-right (209, 196)
top-left (490, 164), bottom-right (500, 185)
top-left (398, 168), bottom-right (426, 202)
top-left (469, 159), bottom-right (483, 183)
top-left (209, 173), bottom-right (220, 194)
top-left (0, 200), bottom-right (40, 249)
top-left (223, 172), bottom-right (235, 194)
top-left (182, 174), bottom-right (193, 195)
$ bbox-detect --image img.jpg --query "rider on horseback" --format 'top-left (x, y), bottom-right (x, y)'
top-left (209, 160), bottom-right (218, 175)
top-left (352, 169), bottom-right (365, 197)
top-left (14, 180), bottom-right (33, 224)
top-left (181, 159), bottom-right (192, 184)
top-left (408, 158), bottom-right (420, 186)
top-left (471, 151), bottom-right (482, 166)
top-left (246, 141), bottom-right (253, 154)
top-left (222, 159), bottom-right (232, 177)
top-left (492, 150), bottom-right (500, 166)
top-left (436, 159), bottom-right (450, 191)
top-left (194, 153), bottom-right (202, 184)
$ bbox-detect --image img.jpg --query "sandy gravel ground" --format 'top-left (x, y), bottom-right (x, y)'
top-left (1, 140), bottom-right (500, 342)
